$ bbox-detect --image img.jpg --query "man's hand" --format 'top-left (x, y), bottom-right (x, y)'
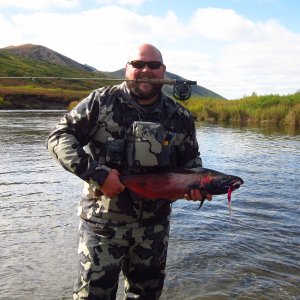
top-left (184, 189), bottom-right (212, 202)
top-left (100, 169), bottom-right (125, 198)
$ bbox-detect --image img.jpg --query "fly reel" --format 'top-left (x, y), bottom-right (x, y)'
top-left (173, 81), bottom-right (196, 101)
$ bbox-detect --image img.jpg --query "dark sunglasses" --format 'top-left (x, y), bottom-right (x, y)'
top-left (128, 60), bottom-right (163, 70)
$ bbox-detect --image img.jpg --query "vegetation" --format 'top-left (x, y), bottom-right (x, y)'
top-left (182, 93), bottom-right (300, 126)
top-left (0, 50), bottom-right (118, 109)
top-left (1, 50), bottom-right (299, 126)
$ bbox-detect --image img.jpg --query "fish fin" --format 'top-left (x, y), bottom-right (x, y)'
top-left (198, 187), bottom-right (208, 210)
top-left (188, 185), bottom-right (208, 210)
top-left (197, 199), bottom-right (205, 210)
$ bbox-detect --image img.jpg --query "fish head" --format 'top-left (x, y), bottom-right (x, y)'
top-left (200, 174), bottom-right (244, 195)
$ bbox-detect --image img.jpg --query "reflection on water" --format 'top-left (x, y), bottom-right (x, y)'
top-left (0, 111), bottom-right (299, 299)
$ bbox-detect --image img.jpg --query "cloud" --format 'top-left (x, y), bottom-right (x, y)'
top-left (217, 35), bottom-right (300, 97)
top-left (185, 8), bottom-right (300, 97)
top-left (0, 0), bottom-right (79, 10)
top-left (190, 8), bottom-right (259, 42)
top-left (96, 0), bottom-right (146, 6)
top-left (0, 5), bottom-right (299, 98)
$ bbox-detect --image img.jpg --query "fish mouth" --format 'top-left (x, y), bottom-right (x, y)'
top-left (230, 179), bottom-right (243, 191)
top-left (215, 176), bottom-right (244, 194)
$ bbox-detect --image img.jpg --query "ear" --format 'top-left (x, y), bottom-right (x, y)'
top-left (125, 63), bottom-right (131, 77)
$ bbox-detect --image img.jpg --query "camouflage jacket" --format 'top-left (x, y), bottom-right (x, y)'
top-left (47, 82), bottom-right (202, 226)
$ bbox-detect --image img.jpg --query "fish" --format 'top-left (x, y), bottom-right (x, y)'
top-left (121, 167), bottom-right (244, 208)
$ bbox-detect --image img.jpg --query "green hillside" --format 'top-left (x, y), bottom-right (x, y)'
top-left (0, 50), bottom-right (117, 109)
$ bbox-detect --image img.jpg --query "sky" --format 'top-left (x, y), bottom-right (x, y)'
top-left (0, 0), bottom-right (300, 99)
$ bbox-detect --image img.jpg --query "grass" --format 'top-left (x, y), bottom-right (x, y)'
top-left (182, 93), bottom-right (300, 126)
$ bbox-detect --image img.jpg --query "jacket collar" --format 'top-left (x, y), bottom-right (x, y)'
top-left (119, 81), bottom-right (163, 113)
top-left (118, 81), bottom-right (180, 120)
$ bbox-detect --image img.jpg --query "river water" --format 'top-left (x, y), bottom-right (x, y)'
top-left (0, 110), bottom-right (299, 300)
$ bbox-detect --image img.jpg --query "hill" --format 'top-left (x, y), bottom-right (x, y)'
top-left (0, 43), bottom-right (224, 109)
top-left (0, 50), bottom-right (115, 109)
top-left (2, 44), bottom-right (96, 72)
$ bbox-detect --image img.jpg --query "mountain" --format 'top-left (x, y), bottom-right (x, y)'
top-left (0, 43), bottom-right (225, 100)
top-left (2, 44), bottom-right (95, 72)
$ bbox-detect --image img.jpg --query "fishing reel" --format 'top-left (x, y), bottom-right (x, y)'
top-left (134, 78), bottom-right (197, 101)
top-left (173, 81), bottom-right (196, 101)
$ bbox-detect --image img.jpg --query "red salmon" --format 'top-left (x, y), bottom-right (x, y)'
top-left (121, 167), bottom-right (244, 208)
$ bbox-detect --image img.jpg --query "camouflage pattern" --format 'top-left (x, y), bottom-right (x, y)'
top-left (47, 82), bottom-right (202, 299)
top-left (128, 121), bottom-right (169, 167)
top-left (47, 82), bottom-right (202, 225)
top-left (73, 218), bottom-right (170, 300)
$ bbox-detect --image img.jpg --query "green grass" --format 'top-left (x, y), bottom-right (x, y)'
top-left (183, 93), bottom-right (300, 126)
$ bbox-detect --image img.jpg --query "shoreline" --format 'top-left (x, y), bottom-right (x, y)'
top-left (1, 92), bottom-right (299, 127)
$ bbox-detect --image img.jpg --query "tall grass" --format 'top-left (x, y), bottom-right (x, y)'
top-left (183, 93), bottom-right (300, 126)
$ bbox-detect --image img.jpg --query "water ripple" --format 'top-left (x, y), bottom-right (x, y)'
top-left (1, 112), bottom-right (299, 299)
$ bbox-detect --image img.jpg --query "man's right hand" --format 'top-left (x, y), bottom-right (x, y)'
top-left (100, 169), bottom-right (125, 198)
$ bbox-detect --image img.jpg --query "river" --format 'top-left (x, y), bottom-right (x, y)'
top-left (0, 110), bottom-right (299, 300)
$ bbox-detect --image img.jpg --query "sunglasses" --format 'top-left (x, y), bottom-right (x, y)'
top-left (128, 60), bottom-right (163, 70)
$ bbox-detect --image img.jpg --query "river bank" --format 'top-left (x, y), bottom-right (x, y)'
top-left (183, 92), bottom-right (300, 127)
top-left (1, 89), bottom-right (299, 126)
top-left (0, 86), bottom-right (85, 109)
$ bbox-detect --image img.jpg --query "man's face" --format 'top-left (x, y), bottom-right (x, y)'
top-left (125, 46), bottom-right (166, 100)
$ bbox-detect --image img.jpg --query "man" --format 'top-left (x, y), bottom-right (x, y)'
top-left (47, 43), bottom-right (211, 300)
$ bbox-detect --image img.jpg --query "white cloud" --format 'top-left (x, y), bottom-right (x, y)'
top-left (116, 0), bottom-right (146, 6)
top-left (0, 6), bottom-right (148, 69)
top-left (189, 7), bottom-right (259, 42)
top-left (0, 0), bottom-right (79, 10)
top-left (95, 0), bottom-right (115, 4)
top-left (96, 0), bottom-right (146, 7)
top-left (217, 37), bottom-right (300, 97)
top-left (0, 5), bottom-right (300, 98)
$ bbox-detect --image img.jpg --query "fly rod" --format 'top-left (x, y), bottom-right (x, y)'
top-left (0, 77), bottom-right (197, 100)
top-left (0, 76), bottom-right (197, 85)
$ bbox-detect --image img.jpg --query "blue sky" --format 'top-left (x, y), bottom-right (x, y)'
top-left (1, 0), bottom-right (300, 99)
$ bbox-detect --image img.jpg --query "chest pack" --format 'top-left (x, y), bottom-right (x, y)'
top-left (105, 121), bottom-right (171, 168)
top-left (126, 121), bottom-right (171, 168)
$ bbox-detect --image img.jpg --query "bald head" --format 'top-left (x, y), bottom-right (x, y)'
top-left (125, 43), bottom-right (166, 104)
top-left (127, 43), bottom-right (164, 64)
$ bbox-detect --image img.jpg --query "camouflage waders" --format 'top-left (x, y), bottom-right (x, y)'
top-left (73, 217), bottom-right (170, 300)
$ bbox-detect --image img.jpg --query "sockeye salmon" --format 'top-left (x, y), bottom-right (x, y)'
top-left (121, 167), bottom-right (244, 208)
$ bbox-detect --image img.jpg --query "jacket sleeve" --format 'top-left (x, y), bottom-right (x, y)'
top-left (47, 90), bottom-right (110, 191)
top-left (177, 110), bottom-right (203, 169)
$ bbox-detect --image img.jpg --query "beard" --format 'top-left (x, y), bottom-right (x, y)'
top-left (127, 78), bottom-right (163, 100)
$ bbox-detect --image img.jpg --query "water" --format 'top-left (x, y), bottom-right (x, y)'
top-left (0, 110), bottom-right (299, 300)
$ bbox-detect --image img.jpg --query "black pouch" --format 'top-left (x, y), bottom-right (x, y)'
top-left (105, 137), bottom-right (126, 166)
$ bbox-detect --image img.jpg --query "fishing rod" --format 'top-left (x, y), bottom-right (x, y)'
top-left (0, 76), bottom-right (197, 100)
